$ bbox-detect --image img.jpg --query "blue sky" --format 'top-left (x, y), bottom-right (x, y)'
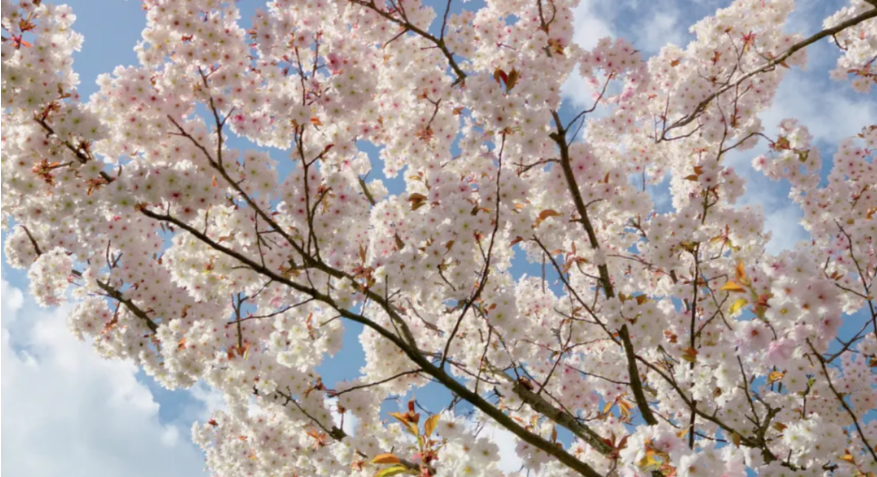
top-left (1, 0), bottom-right (873, 475)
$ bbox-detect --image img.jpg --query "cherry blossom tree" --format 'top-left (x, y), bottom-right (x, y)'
top-left (3, 0), bottom-right (877, 475)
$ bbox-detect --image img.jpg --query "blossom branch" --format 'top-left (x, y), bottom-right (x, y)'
top-left (19, 225), bottom-right (158, 334)
top-left (661, 7), bottom-right (877, 139)
top-left (549, 109), bottom-right (658, 426)
top-left (440, 133), bottom-right (505, 369)
top-left (808, 339), bottom-right (877, 465)
top-left (348, 0), bottom-right (468, 84)
top-left (330, 370), bottom-right (423, 397)
top-left (137, 205), bottom-right (604, 477)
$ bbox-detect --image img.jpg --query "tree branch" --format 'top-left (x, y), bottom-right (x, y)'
top-left (549, 110), bottom-right (658, 426)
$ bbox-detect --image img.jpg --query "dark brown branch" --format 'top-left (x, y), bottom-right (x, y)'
top-left (138, 205), bottom-right (603, 477)
top-left (487, 366), bottom-right (613, 455)
top-left (349, 0), bottom-right (467, 84)
top-left (94, 279), bottom-right (159, 333)
top-left (330, 370), bottom-right (423, 397)
top-left (549, 109), bottom-right (658, 426)
top-left (20, 224), bottom-right (157, 333)
top-left (34, 117), bottom-right (116, 185)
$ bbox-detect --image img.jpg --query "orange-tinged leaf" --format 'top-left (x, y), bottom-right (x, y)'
top-left (424, 413), bottom-right (440, 438)
top-left (735, 261), bottom-right (749, 285)
top-left (371, 453), bottom-right (401, 465)
top-left (720, 281), bottom-right (746, 293)
top-left (506, 68), bottom-right (520, 91)
top-left (683, 174), bottom-right (700, 181)
top-left (768, 370), bottom-right (785, 384)
top-left (638, 454), bottom-right (662, 471)
top-left (729, 298), bottom-right (748, 315)
top-left (681, 347), bottom-right (698, 363)
top-left (389, 412), bottom-right (418, 435)
top-left (376, 466), bottom-right (409, 477)
top-left (538, 209), bottom-right (560, 220)
top-left (670, 58), bottom-right (682, 67)
top-left (102, 316), bottom-right (119, 334)
top-left (619, 403), bottom-right (632, 421)
top-left (389, 411), bottom-right (408, 424)
top-left (493, 68), bottom-right (508, 85)
top-left (310, 116), bottom-right (323, 126)
top-left (408, 193), bottom-right (428, 211)
top-left (774, 136), bottom-right (791, 151)
top-left (534, 209), bottom-right (561, 228)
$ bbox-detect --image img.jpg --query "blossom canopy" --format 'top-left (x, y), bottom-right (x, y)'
top-left (2, 0), bottom-right (877, 476)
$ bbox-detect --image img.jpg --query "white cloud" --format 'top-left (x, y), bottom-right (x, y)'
top-left (561, 0), bottom-right (614, 107)
top-left (627, 1), bottom-right (687, 55)
top-left (760, 72), bottom-right (877, 145)
top-left (571, 0), bottom-right (614, 51)
top-left (188, 380), bottom-right (227, 421)
top-left (1, 279), bottom-right (208, 477)
top-left (762, 205), bottom-right (807, 255)
top-left (327, 396), bottom-right (359, 436)
top-left (1, 278), bottom-right (24, 325)
top-left (480, 424), bottom-right (525, 474)
top-left (635, 11), bottom-right (684, 51)
top-left (725, 153), bottom-right (809, 255)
